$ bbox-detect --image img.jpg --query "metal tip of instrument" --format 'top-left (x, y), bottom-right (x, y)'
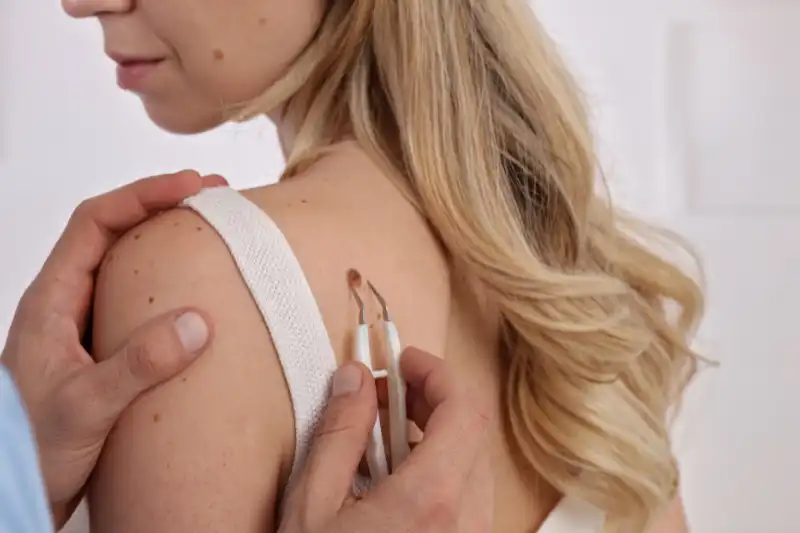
top-left (349, 287), bottom-right (367, 325)
top-left (366, 280), bottom-right (390, 321)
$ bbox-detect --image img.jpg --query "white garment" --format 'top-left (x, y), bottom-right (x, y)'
top-left (183, 186), bottom-right (606, 532)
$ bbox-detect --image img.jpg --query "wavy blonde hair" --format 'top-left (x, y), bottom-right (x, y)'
top-left (234, 1), bottom-right (704, 531)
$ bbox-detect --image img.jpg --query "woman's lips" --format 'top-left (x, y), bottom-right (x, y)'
top-left (115, 59), bottom-right (165, 91)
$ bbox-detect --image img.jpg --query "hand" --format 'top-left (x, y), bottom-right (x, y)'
top-left (1, 170), bottom-right (226, 529)
top-left (280, 347), bottom-right (494, 533)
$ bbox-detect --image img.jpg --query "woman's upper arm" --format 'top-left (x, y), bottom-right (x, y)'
top-left (88, 208), bottom-right (295, 533)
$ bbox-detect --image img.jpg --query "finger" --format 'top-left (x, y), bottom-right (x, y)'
top-left (291, 362), bottom-right (377, 525)
top-left (29, 171), bottom-right (226, 328)
top-left (458, 451), bottom-right (494, 533)
top-left (77, 309), bottom-right (212, 425)
top-left (43, 170), bottom-right (206, 278)
top-left (399, 347), bottom-right (459, 431)
top-left (202, 174), bottom-right (228, 188)
top-left (394, 348), bottom-right (491, 489)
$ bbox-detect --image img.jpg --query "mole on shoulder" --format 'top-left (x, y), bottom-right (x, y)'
top-left (148, 296), bottom-right (155, 304)
top-left (258, 17), bottom-right (267, 25)
top-left (133, 234), bottom-right (141, 240)
top-left (153, 413), bottom-right (161, 423)
top-left (213, 48), bottom-right (225, 61)
top-left (134, 269), bottom-right (139, 276)
top-left (196, 226), bottom-right (203, 231)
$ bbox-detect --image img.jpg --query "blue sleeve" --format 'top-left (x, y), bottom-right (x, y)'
top-left (0, 366), bottom-right (54, 533)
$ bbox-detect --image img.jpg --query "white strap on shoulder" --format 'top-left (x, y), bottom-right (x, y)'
top-left (182, 186), bottom-right (338, 486)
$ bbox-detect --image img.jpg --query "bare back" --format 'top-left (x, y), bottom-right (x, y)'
top-left (89, 142), bottom-right (564, 533)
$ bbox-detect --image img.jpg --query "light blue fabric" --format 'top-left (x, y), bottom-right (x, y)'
top-left (0, 366), bottom-right (53, 533)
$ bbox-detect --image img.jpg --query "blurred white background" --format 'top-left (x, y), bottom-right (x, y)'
top-left (2, 1), bottom-right (798, 532)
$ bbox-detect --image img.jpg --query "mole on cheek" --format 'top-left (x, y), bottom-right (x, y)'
top-left (213, 48), bottom-right (225, 61)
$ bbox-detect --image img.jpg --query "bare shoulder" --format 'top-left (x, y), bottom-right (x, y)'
top-left (90, 206), bottom-right (294, 533)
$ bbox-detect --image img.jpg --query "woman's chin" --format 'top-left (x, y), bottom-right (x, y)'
top-left (141, 99), bottom-right (227, 135)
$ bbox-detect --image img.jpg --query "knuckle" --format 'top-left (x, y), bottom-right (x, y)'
top-left (72, 198), bottom-right (97, 221)
top-left (175, 169), bottom-right (201, 180)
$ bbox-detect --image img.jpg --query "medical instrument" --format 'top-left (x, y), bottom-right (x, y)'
top-left (347, 270), bottom-right (410, 483)
top-left (367, 280), bottom-right (410, 473)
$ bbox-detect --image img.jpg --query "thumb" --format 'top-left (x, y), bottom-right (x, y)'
top-left (292, 363), bottom-right (377, 521)
top-left (86, 310), bottom-right (212, 423)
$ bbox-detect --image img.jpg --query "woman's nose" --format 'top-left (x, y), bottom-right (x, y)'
top-left (61, 0), bottom-right (133, 18)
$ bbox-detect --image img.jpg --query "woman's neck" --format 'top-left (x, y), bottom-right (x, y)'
top-left (268, 95), bottom-right (355, 164)
top-left (268, 106), bottom-right (296, 161)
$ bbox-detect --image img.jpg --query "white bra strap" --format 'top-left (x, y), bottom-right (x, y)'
top-left (182, 187), bottom-right (338, 486)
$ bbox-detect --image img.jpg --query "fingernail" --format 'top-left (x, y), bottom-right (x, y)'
top-left (174, 312), bottom-right (210, 353)
top-left (333, 364), bottom-right (363, 397)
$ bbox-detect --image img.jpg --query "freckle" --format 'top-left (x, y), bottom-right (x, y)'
top-left (134, 234), bottom-right (141, 240)
top-left (213, 48), bottom-right (225, 60)
top-left (301, 199), bottom-right (308, 204)
top-left (174, 222), bottom-right (181, 227)
top-left (258, 17), bottom-right (266, 25)
top-left (181, 377), bottom-right (188, 383)
top-left (196, 226), bottom-right (202, 231)
top-left (153, 413), bottom-right (161, 423)
top-left (148, 296), bottom-right (155, 304)
top-left (134, 269), bottom-right (139, 276)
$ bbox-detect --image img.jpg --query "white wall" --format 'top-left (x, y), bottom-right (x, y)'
top-left (2, 1), bottom-right (798, 532)
top-left (535, 2), bottom-right (800, 532)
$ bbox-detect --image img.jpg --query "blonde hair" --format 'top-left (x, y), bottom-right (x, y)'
top-left (235, 1), bottom-right (704, 530)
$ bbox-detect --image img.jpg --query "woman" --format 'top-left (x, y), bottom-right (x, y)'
top-left (63, 0), bottom-right (703, 532)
